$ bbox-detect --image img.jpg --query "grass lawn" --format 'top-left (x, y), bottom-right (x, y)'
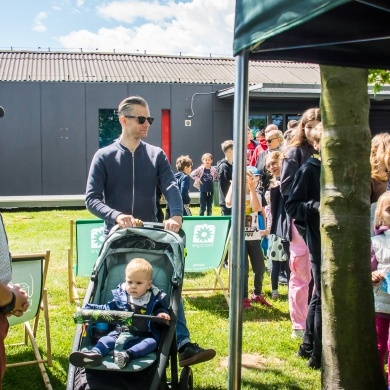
top-left (1, 206), bottom-right (320, 390)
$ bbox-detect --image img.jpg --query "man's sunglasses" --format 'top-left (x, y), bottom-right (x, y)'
top-left (124, 115), bottom-right (154, 125)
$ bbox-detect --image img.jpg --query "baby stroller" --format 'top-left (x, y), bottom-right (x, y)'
top-left (66, 223), bottom-right (193, 390)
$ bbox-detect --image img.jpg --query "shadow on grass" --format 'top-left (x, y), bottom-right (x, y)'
top-left (4, 349), bottom-right (65, 390)
top-left (183, 294), bottom-right (291, 322)
top-left (184, 271), bottom-right (212, 280)
top-left (242, 375), bottom-right (308, 390)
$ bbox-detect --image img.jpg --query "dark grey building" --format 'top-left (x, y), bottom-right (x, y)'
top-left (0, 51), bottom-right (388, 196)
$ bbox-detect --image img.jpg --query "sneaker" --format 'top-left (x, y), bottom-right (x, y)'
top-left (69, 349), bottom-right (103, 367)
top-left (179, 343), bottom-right (216, 367)
top-left (114, 351), bottom-right (129, 368)
top-left (307, 355), bottom-right (321, 370)
top-left (271, 291), bottom-right (279, 299)
top-left (251, 293), bottom-right (272, 307)
top-left (296, 344), bottom-right (311, 359)
top-left (243, 298), bottom-right (252, 309)
top-left (291, 329), bottom-right (305, 339)
top-left (278, 275), bottom-right (288, 285)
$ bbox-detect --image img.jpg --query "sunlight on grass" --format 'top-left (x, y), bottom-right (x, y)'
top-left (1, 207), bottom-right (320, 389)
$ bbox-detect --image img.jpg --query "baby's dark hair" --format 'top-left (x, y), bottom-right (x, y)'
top-left (176, 155), bottom-right (193, 171)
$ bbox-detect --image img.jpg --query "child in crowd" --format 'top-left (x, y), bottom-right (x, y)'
top-left (175, 155), bottom-right (193, 216)
top-left (371, 191), bottom-right (390, 388)
top-left (226, 167), bottom-right (271, 309)
top-left (285, 123), bottom-right (322, 369)
top-left (69, 258), bottom-right (170, 369)
top-left (264, 151), bottom-right (290, 299)
top-left (190, 153), bottom-right (218, 216)
top-left (280, 107), bottom-right (321, 339)
top-left (217, 140), bottom-right (234, 216)
top-left (166, 155), bottom-right (193, 218)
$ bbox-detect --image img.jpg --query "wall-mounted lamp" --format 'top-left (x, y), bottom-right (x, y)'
top-left (186, 91), bottom-right (216, 118)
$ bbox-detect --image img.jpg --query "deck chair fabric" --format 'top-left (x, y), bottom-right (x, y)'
top-left (182, 216), bottom-right (231, 304)
top-left (6, 251), bottom-right (52, 390)
top-left (68, 219), bottom-right (104, 302)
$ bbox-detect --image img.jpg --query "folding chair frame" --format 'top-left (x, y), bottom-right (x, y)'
top-left (6, 250), bottom-right (52, 390)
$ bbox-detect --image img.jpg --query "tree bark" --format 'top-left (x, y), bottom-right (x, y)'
top-left (320, 65), bottom-right (386, 389)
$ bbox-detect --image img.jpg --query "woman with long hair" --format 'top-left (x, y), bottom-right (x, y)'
top-left (280, 107), bottom-right (321, 339)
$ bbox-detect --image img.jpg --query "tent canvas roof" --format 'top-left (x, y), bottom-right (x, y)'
top-left (234, 0), bottom-right (390, 69)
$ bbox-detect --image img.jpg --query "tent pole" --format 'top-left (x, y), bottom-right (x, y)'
top-left (228, 51), bottom-right (249, 390)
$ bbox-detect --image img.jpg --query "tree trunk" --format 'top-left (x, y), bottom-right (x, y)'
top-left (320, 65), bottom-right (386, 389)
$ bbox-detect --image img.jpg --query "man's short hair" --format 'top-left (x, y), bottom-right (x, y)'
top-left (118, 96), bottom-right (148, 116)
top-left (221, 140), bottom-right (233, 154)
top-left (176, 155), bottom-right (193, 171)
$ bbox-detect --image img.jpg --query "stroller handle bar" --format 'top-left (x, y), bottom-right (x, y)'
top-left (73, 309), bottom-right (170, 327)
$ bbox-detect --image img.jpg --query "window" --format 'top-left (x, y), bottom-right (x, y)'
top-left (249, 115), bottom-right (267, 133)
top-left (99, 109), bottom-right (121, 148)
top-left (286, 114), bottom-right (301, 123)
top-left (271, 114), bottom-right (284, 130)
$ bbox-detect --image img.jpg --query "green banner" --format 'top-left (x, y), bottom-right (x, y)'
top-left (75, 219), bottom-right (104, 276)
top-left (182, 216), bottom-right (230, 272)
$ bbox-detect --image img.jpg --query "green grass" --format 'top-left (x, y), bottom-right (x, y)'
top-left (1, 206), bottom-right (321, 389)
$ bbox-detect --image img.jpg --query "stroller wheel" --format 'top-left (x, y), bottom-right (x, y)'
top-left (179, 366), bottom-right (193, 390)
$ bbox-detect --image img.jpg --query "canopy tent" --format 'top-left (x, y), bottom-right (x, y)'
top-left (228, 1), bottom-right (390, 389)
top-left (234, 0), bottom-right (390, 69)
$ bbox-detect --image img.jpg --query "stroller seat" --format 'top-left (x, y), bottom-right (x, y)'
top-left (80, 261), bottom-right (171, 372)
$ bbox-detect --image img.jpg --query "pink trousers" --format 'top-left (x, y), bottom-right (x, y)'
top-left (288, 223), bottom-right (311, 330)
top-left (375, 315), bottom-right (390, 384)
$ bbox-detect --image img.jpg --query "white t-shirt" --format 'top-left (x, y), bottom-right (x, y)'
top-left (244, 193), bottom-right (262, 241)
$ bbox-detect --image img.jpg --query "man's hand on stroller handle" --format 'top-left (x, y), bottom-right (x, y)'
top-left (116, 214), bottom-right (142, 228)
top-left (164, 216), bottom-right (182, 233)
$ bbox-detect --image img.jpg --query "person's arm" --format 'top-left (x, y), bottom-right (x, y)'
top-left (85, 151), bottom-right (123, 225)
top-left (0, 283), bottom-right (29, 317)
top-left (248, 176), bottom-right (262, 212)
top-left (190, 166), bottom-right (201, 181)
top-left (371, 243), bottom-right (379, 272)
top-left (157, 152), bottom-right (183, 231)
top-left (153, 293), bottom-right (171, 319)
top-left (219, 165), bottom-right (231, 198)
top-left (285, 167), bottom-right (319, 221)
top-left (280, 148), bottom-right (300, 196)
top-left (250, 146), bottom-right (261, 167)
top-left (0, 283), bottom-right (12, 307)
top-left (181, 175), bottom-right (191, 204)
top-left (211, 167), bottom-right (218, 181)
top-left (225, 181), bottom-right (233, 208)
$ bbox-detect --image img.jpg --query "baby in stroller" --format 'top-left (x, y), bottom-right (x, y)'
top-left (69, 258), bottom-right (170, 369)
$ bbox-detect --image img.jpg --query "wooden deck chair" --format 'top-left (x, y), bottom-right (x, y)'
top-left (6, 251), bottom-right (52, 390)
top-left (68, 219), bottom-right (104, 302)
top-left (181, 216), bottom-right (231, 305)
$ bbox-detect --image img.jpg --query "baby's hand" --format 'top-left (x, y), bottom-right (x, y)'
top-left (157, 312), bottom-right (170, 320)
top-left (372, 270), bottom-right (384, 283)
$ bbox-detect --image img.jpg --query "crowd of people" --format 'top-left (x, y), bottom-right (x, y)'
top-left (1, 97), bottom-right (390, 387)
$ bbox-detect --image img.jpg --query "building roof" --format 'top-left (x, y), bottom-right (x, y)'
top-left (0, 50), bottom-right (321, 85)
